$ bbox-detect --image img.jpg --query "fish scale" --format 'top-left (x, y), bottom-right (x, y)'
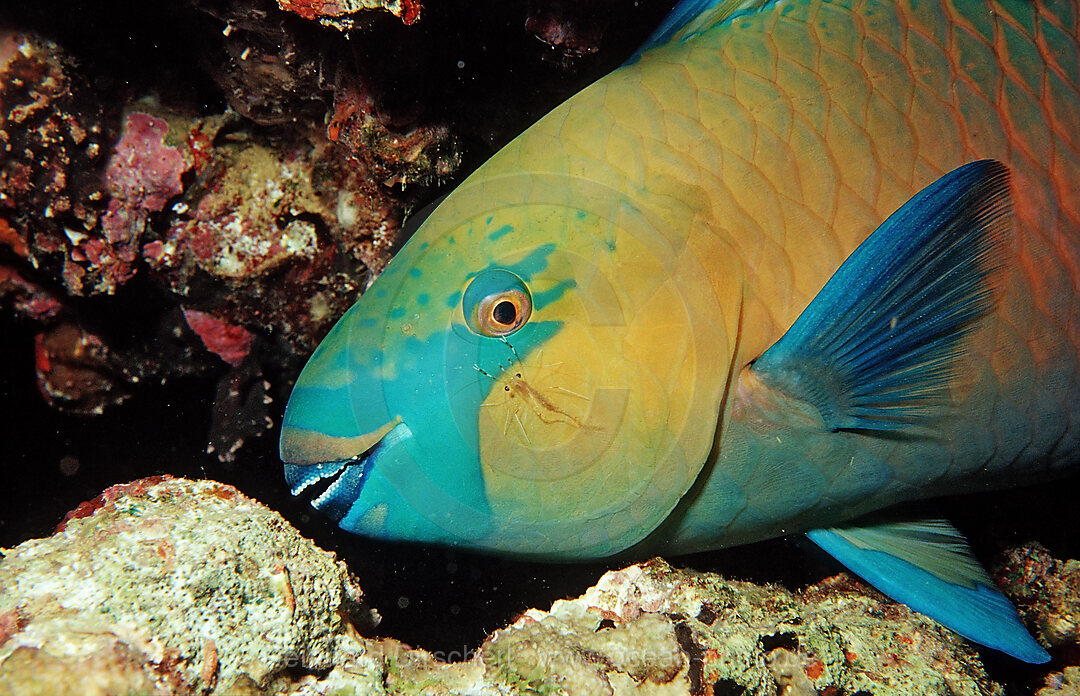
top-left (281, 0), bottom-right (1080, 661)
top-left (612, 0), bottom-right (1080, 547)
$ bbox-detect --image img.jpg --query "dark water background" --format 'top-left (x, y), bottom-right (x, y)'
top-left (2, 1), bottom-right (1078, 692)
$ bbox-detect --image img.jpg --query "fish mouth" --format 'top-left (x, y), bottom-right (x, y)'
top-left (282, 419), bottom-right (411, 521)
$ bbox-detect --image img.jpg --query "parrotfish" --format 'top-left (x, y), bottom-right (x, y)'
top-left (280, 0), bottom-right (1080, 662)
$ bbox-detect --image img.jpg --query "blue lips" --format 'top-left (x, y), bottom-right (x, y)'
top-left (284, 421), bottom-right (413, 522)
top-left (285, 459), bottom-right (349, 497)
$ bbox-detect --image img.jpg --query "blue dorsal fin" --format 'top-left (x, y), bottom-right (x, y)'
top-left (807, 520), bottom-right (1050, 663)
top-left (635, 0), bottom-right (775, 56)
top-left (752, 160), bottom-right (1011, 431)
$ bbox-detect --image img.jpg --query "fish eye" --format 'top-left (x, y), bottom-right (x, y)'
top-left (492, 300), bottom-right (517, 325)
top-left (463, 269), bottom-right (532, 337)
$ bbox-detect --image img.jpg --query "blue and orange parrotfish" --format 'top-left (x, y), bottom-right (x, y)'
top-left (280, 0), bottom-right (1080, 662)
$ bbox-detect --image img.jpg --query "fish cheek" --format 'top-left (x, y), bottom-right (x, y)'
top-left (471, 246), bottom-right (724, 553)
top-left (474, 328), bottom-right (704, 556)
top-left (476, 322), bottom-right (636, 525)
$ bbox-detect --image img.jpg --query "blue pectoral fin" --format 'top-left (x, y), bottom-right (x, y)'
top-left (807, 521), bottom-right (1050, 663)
top-left (752, 160), bottom-right (1011, 431)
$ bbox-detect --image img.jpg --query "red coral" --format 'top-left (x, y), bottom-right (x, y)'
top-left (276, 0), bottom-right (421, 25)
top-left (400, 0), bottom-right (421, 24)
top-left (106, 112), bottom-right (186, 210)
top-left (140, 239), bottom-right (169, 265)
top-left (276, 0), bottom-right (331, 21)
top-left (182, 308), bottom-right (256, 367)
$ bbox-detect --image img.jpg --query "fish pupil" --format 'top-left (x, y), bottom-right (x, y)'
top-left (492, 300), bottom-right (517, 325)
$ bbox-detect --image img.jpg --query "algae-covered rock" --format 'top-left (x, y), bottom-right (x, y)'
top-left (0, 476), bottom-right (373, 695)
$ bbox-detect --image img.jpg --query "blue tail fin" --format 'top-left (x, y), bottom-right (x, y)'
top-left (808, 520), bottom-right (1049, 663)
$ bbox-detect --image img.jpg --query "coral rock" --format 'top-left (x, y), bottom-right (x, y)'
top-left (0, 41), bottom-right (192, 296)
top-left (277, 0), bottom-right (422, 28)
top-left (328, 84), bottom-right (461, 190)
top-left (1, 6), bottom-right (466, 444)
top-left (0, 32), bottom-right (109, 294)
top-left (766, 648), bottom-right (818, 696)
top-left (205, 362), bottom-right (277, 463)
top-left (270, 559), bottom-right (1007, 695)
top-left (147, 136), bottom-right (374, 351)
top-left (996, 542), bottom-right (1080, 648)
top-left (481, 561), bottom-right (1002, 696)
top-left (164, 142), bottom-right (321, 280)
top-left (0, 477), bottom-right (372, 695)
top-left (0, 218), bottom-right (27, 257)
top-left (195, 6), bottom-right (333, 128)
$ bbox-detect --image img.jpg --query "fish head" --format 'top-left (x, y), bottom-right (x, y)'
top-left (280, 174), bottom-right (735, 558)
